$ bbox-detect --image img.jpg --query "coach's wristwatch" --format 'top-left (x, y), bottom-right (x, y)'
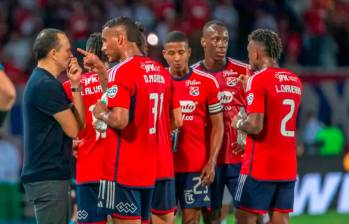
top-left (71, 86), bottom-right (82, 92)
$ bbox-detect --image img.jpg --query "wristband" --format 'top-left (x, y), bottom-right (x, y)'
top-left (71, 86), bottom-right (82, 92)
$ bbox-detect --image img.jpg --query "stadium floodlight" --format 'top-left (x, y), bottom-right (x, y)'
top-left (147, 33), bottom-right (159, 46)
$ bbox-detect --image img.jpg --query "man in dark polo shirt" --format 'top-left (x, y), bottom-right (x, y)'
top-left (22, 28), bottom-right (85, 224)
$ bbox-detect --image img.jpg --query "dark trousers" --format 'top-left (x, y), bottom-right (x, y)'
top-left (24, 180), bottom-right (71, 224)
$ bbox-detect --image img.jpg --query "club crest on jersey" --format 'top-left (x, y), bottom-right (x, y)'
top-left (247, 93), bottom-right (254, 105)
top-left (189, 86), bottom-right (200, 96)
top-left (107, 85), bottom-right (118, 98)
top-left (226, 77), bottom-right (238, 87)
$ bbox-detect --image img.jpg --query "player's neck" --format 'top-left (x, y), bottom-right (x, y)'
top-left (203, 57), bottom-right (226, 72)
top-left (169, 66), bottom-right (189, 78)
top-left (37, 60), bottom-right (62, 78)
top-left (260, 58), bottom-right (279, 70)
top-left (120, 44), bottom-right (143, 62)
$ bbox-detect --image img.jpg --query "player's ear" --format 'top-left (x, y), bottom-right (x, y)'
top-left (49, 48), bottom-right (57, 61)
top-left (162, 49), bottom-right (167, 58)
top-left (200, 37), bottom-right (206, 48)
top-left (188, 48), bottom-right (192, 57)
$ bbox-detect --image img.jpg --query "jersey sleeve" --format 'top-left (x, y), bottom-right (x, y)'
top-left (171, 80), bottom-right (180, 110)
top-left (107, 66), bottom-right (134, 109)
top-left (35, 79), bottom-right (70, 116)
top-left (206, 77), bottom-right (222, 115)
top-left (246, 75), bottom-right (265, 113)
top-left (62, 81), bottom-right (73, 101)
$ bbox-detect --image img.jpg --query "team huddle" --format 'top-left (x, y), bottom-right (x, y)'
top-left (22, 16), bottom-right (302, 224)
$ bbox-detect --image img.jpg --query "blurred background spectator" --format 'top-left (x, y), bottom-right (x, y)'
top-left (0, 0), bottom-right (349, 222)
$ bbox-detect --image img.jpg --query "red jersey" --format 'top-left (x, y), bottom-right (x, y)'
top-left (63, 72), bottom-right (118, 184)
top-left (241, 67), bottom-right (302, 181)
top-left (173, 69), bottom-right (222, 173)
top-left (192, 58), bottom-right (250, 165)
top-left (106, 56), bottom-right (172, 187)
top-left (156, 79), bottom-right (180, 180)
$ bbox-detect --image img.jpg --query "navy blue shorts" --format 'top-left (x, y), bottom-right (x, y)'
top-left (97, 180), bottom-right (154, 222)
top-left (234, 174), bottom-right (295, 214)
top-left (175, 172), bottom-right (211, 209)
top-left (210, 164), bottom-right (241, 210)
top-left (76, 183), bottom-right (107, 223)
top-left (151, 179), bottom-right (176, 214)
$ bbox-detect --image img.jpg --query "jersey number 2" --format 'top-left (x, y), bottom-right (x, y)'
top-left (280, 99), bottom-right (295, 137)
top-left (149, 93), bottom-right (164, 134)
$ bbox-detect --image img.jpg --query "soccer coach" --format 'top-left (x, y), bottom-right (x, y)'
top-left (21, 28), bottom-right (85, 224)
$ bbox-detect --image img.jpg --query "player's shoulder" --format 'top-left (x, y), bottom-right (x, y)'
top-left (192, 68), bottom-right (219, 88)
top-left (108, 57), bottom-right (134, 82)
top-left (227, 57), bottom-right (250, 70)
top-left (190, 60), bottom-right (202, 70)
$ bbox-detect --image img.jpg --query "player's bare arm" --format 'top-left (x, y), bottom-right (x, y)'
top-left (201, 112), bottom-right (224, 185)
top-left (67, 57), bottom-right (86, 129)
top-left (93, 101), bottom-right (129, 130)
top-left (232, 112), bottom-right (264, 135)
top-left (0, 70), bottom-right (16, 110)
top-left (77, 48), bottom-right (108, 92)
top-left (171, 107), bottom-right (183, 130)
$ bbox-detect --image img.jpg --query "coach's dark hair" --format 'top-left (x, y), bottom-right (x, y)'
top-left (33, 28), bottom-right (65, 61)
top-left (248, 29), bottom-right (283, 60)
top-left (103, 16), bottom-right (141, 43)
top-left (86, 32), bottom-right (106, 61)
top-left (202, 20), bottom-right (227, 34)
top-left (164, 31), bottom-right (189, 46)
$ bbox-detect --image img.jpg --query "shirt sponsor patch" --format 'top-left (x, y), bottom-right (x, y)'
top-left (107, 85), bottom-right (118, 98)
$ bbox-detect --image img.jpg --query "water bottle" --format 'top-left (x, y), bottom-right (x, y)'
top-left (95, 92), bottom-right (108, 132)
top-left (237, 107), bottom-right (247, 145)
top-left (172, 129), bottom-right (179, 152)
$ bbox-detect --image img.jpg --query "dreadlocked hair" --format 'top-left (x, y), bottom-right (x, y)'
top-left (86, 32), bottom-right (106, 62)
top-left (248, 29), bottom-right (283, 60)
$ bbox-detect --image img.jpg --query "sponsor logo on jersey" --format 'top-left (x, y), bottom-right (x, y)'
top-left (107, 85), bottom-right (118, 98)
top-left (77, 210), bottom-right (88, 220)
top-left (275, 72), bottom-right (298, 82)
top-left (180, 100), bottom-right (196, 113)
top-left (189, 86), bottom-right (200, 96)
top-left (140, 62), bottom-right (161, 73)
top-left (218, 91), bottom-right (234, 104)
top-left (185, 79), bottom-right (201, 87)
top-left (223, 69), bottom-right (238, 77)
top-left (247, 93), bottom-right (254, 105)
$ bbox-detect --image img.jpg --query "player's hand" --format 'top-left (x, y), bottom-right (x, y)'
top-left (77, 48), bottom-right (104, 73)
top-left (232, 142), bottom-right (245, 155)
top-left (232, 115), bottom-right (239, 129)
top-left (72, 138), bottom-right (81, 159)
top-left (93, 100), bottom-right (108, 120)
top-left (237, 70), bottom-right (250, 90)
top-left (200, 160), bottom-right (216, 185)
top-left (67, 57), bottom-right (82, 86)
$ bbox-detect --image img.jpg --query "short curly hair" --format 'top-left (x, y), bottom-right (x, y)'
top-left (248, 29), bottom-right (283, 60)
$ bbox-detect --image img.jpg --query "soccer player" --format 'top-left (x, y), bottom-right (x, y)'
top-left (163, 31), bottom-right (224, 224)
top-left (78, 16), bottom-right (173, 224)
top-left (232, 29), bottom-right (302, 224)
top-left (192, 20), bottom-right (250, 223)
top-left (63, 32), bottom-right (115, 224)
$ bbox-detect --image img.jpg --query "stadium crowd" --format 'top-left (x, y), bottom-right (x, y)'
top-left (0, 0), bottom-right (347, 224)
top-left (1, 0), bottom-right (349, 87)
